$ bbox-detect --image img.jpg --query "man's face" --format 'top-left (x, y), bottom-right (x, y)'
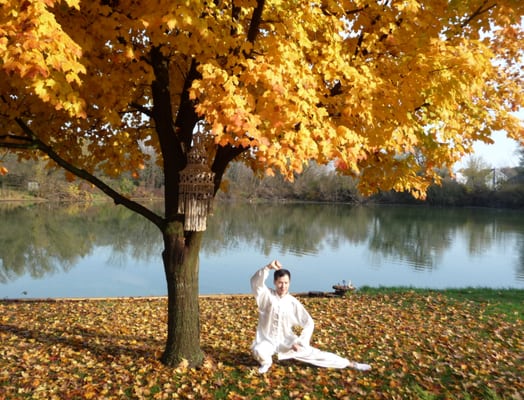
top-left (274, 275), bottom-right (290, 297)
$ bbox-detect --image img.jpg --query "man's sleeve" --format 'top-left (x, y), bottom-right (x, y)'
top-left (250, 265), bottom-right (270, 303)
top-left (294, 301), bottom-right (315, 347)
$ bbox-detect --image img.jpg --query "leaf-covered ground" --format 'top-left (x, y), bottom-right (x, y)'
top-left (1, 292), bottom-right (522, 399)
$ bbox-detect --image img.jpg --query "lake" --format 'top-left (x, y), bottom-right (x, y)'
top-left (1, 202), bottom-right (523, 299)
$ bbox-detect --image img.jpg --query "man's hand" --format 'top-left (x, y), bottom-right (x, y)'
top-left (291, 343), bottom-right (302, 351)
top-left (268, 260), bottom-right (282, 270)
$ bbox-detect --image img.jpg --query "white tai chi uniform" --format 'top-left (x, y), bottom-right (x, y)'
top-left (250, 265), bottom-right (351, 369)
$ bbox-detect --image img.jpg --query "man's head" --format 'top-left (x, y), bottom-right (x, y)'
top-left (274, 269), bottom-right (291, 297)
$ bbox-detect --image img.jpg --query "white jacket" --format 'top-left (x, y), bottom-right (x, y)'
top-left (250, 266), bottom-right (314, 356)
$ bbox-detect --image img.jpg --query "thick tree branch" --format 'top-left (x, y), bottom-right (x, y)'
top-left (150, 50), bottom-right (208, 222)
top-left (212, 144), bottom-right (248, 193)
top-left (173, 58), bottom-right (202, 147)
top-left (150, 46), bottom-right (185, 166)
top-left (13, 117), bottom-right (165, 230)
top-left (246, 0), bottom-right (265, 44)
top-left (150, 47), bottom-right (203, 220)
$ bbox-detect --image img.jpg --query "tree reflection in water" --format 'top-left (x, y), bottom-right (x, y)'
top-left (1, 202), bottom-right (522, 295)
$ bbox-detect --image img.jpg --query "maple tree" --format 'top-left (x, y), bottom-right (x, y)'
top-left (0, 0), bottom-right (523, 367)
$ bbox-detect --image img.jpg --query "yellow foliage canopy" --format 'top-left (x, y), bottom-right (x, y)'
top-left (0, 0), bottom-right (523, 198)
top-left (0, 0), bottom-right (85, 117)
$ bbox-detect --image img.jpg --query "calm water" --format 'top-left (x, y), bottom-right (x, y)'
top-left (1, 202), bottom-right (523, 299)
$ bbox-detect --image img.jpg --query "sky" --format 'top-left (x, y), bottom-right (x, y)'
top-left (454, 108), bottom-right (523, 170)
top-left (454, 131), bottom-right (521, 170)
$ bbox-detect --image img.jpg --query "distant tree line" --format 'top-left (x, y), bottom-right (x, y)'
top-left (1, 147), bottom-right (523, 208)
top-left (218, 156), bottom-right (524, 208)
top-left (0, 150), bottom-right (164, 202)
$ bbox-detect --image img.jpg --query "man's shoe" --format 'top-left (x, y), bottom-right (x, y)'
top-left (258, 363), bottom-right (272, 374)
top-left (351, 362), bottom-right (371, 371)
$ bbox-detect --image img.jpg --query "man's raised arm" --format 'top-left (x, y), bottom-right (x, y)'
top-left (250, 260), bottom-right (282, 296)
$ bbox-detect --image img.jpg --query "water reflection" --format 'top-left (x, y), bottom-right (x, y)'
top-left (0, 203), bottom-right (162, 284)
top-left (0, 202), bottom-right (523, 296)
top-left (205, 203), bottom-right (524, 274)
top-left (204, 203), bottom-right (371, 256)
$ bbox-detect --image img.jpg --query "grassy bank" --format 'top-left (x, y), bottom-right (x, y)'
top-left (1, 289), bottom-right (522, 399)
top-left (358, 287), bottom-right (524, 323)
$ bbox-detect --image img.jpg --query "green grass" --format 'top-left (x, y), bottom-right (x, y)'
top-left (358, 286), bottom-right (524, 322)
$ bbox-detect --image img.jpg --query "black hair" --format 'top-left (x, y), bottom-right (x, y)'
top-left (274, 268), bottom-right (291, 281)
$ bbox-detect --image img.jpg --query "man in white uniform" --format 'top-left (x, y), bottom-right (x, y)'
top-left (251, 260), bottom-right (372, 374)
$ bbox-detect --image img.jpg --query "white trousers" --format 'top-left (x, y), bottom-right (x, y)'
top-left (252, 340), bottom-right (350, 368)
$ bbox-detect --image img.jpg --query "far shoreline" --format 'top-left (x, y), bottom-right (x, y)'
top-left (2, 286), bottom-right (522, 303)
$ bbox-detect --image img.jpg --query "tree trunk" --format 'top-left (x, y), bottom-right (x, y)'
top-left (160, 223), bottom-right (204, 367)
